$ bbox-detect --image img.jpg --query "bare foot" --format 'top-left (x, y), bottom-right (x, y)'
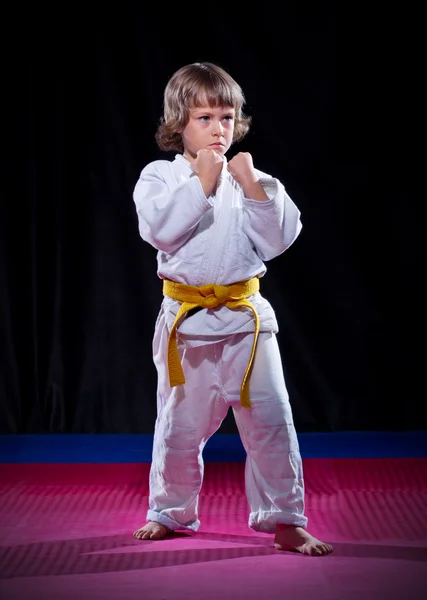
top-left (274, 524), bottom-right (333, 556)
top-left (133, 521), bottom-right (171, 540)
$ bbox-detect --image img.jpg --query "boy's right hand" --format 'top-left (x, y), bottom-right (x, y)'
top-left (191, 149), bottom-right (224, 197)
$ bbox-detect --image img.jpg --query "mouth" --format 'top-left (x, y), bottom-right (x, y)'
top-left (209, 142), bottom-right (224, 147)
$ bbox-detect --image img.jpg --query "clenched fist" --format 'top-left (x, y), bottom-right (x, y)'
top-left (227, 152), bottom-right (257, 186)
top-left (227, 152), bottom-right (269, 201)
top-left (190, 149), bottom-right (224, 197)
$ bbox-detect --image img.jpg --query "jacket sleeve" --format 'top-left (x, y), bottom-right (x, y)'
top-left (242, 172), bottom-right (302, 261)
top-left (133, 161), bottom-right (213, 253)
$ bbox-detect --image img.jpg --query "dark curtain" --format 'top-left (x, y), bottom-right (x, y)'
top-left (1, 7), bottom-right (423, 434)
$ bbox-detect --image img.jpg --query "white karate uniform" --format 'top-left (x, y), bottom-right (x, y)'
top-left (133, 154), bottom-right (308, 532)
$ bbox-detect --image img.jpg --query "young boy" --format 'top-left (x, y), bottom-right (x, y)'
top-left (132, 62), bottom-right (333, 556)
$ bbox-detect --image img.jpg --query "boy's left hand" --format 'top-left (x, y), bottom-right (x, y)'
top-left (227, 152), bottom-right (269, 201)
top-left (227, 152), bottom-right (257, 188)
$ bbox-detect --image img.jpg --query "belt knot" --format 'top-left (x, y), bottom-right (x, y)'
top-left (213, 284), bottom-right (229, 303)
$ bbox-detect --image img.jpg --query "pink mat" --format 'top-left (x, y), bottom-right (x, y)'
top-left (0, 459), bottom-right (426, 599)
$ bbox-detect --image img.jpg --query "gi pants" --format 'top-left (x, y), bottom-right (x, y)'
top-left (146, 312), bottom-right (308, 533)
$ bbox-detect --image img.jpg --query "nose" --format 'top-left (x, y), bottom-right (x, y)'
top-left (213, 120), bottom-right (224, 137)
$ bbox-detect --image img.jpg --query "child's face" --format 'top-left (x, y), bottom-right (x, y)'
top-left (181, 103), bottom-right (235, 159)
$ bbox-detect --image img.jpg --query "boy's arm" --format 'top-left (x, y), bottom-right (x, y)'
top-left (242, 173), bottom-right (302, 261)
top-left (133, 161), bottom-right (213, 253)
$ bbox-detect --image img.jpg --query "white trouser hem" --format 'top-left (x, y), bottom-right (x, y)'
top-left (147, 510), bottom-right (200, 532)
top-left (249, 511), bottom-right (308, 533)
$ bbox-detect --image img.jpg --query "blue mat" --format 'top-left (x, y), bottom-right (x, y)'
top-left (0, 431), bottom-right (426, 463)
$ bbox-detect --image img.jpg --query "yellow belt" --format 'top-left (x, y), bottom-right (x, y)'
top-left (163, 277), bottom-right (260, 408)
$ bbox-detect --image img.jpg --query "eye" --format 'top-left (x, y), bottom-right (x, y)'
top-left (223, 116), bottom-right (234, 121)
top-left (199, 116), bottom-right (210, 122)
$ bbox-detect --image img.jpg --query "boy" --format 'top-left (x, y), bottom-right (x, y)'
top-left (132, 62), bottom-right (333, 556)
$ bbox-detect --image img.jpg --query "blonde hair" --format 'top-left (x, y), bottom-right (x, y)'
top-left (155, 62), bottom-right (251, 153)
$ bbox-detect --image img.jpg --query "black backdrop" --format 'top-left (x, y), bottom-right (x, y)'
top-left (1, 7), bottom-right (424, 434)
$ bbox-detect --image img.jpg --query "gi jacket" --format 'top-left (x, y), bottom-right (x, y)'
top-left (133, 154), bottom-right (302, 344)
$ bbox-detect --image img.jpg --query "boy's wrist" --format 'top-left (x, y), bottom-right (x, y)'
top-left (198, 175), bottom-right (218, 197)
top-left (242, 179), bottom-right (269, 201)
